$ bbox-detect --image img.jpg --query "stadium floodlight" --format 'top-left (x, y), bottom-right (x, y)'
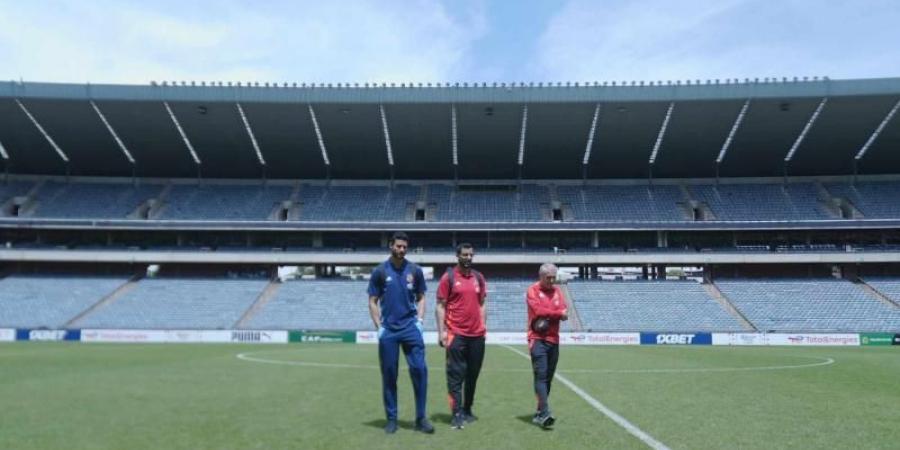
top-left (379, 104), bottom-right (394, 167)
top-left (785, 97), bottom-right (828, 162)
top-left (517, 105), bottom-right (528, 166)
top-left (236, 103), bottom-right (266, 166)
top-left (91, 100), bottom-right (135, 165)
top-left (15, 99), bottom-right (69, 163)
top-left (307, 104), bottom-right (331, 166)
top-left (648, 102), bottom-right (675, 164)
top-left (163, 101), bottom-right (201, 165)
top-left (451, 105), bottom-right (458, 166)
top-left (582, 103), bottom-right (602, 165)
top-left (855, 97), bottom-right (900, 161)
top-left (611, 81), bottom-right (616, 86)
top-left (717, 99), bottom-right (751, 164)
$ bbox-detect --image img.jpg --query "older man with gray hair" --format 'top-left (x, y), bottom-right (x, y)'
top-left (525, 262), bottom-right (569, 429)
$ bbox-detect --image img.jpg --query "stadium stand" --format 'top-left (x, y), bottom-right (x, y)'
top-left (78, 277), bottom-right (268, 329)
top-left (557, 184), bottom-right (685, 222)
top-left (31, 181), bottom-right (163, 219)
top-left (5, 178), bottom-right (900, 223)
top-left (429, 185), bottom-right (548, 222)
top-left (243, 280), bottom-right (372, 330)
top-left (159, 184), bottom-right (292, 220)
top-left (861, 278), bottom-right (900, 305)
top-left (0, 275), bottom-right (128, 328)
top-left (715, 279), bottom-right (900, 332)
top-left (568, 280), bottom-right (746, 332)
top-left (688, 183), bottom-right (829, 221)
top-left (298, 184), bottom-right (420, 221)
top-left (0, 181), bottom-right (34, 206)
top-left (825, 181), bottom-right (900, 219)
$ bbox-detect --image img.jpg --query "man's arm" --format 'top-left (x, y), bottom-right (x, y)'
top-left (368, 295), bottom-right (381, 330)
top-left (435, 297), bottom-right (448, 346)
top-left (526, 290), bottom-right (567, 319)
top-left (416, 292), bottom-right (427, 322)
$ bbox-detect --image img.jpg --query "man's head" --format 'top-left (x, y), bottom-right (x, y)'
top-left (538, 263), bottom-right (558, 289)
top-left (456, 243), bottom-right (474, 269)
top-left (389, 231), bottom-right (409, 261)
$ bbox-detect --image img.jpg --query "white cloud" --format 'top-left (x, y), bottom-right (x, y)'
top-left (0, 0), bottom-right (487, 84)
top-left (532, 0), bottom-right (900, 82)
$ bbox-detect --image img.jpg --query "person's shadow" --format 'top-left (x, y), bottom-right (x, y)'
top-left (516, 414), bottom-right (553, 431)
top-left (362, 419), bottom-right (415, 431)
top-left (430, 412), bottom-right (452, 425)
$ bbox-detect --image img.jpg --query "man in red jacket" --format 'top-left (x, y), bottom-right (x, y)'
top-left (436, 243), bottom-right (487, 430)
top-left (526, 263), bottom-right (568, 429)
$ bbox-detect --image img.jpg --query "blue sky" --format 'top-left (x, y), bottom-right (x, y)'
top-left (1, 0), bottom-right (899, 85)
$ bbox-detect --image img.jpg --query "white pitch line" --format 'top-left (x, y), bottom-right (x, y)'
top-left (502, 344), bottom-right (671, 450)
top-left (237, 352), bottom-right (376, 370)
top-left (236, 350), bottom-right (835, 375)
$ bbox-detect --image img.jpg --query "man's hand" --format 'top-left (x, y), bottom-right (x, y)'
top-left (415, 318), bottom-right (424, 334)
top-left (561, 309), bottom-right (569, 321)
top-left (377, 326), bottom-right (385, 340)
top-left (438, 330), bottom-right (448, 348)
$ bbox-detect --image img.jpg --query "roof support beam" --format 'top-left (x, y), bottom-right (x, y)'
top-left (517, 105), bottom-right (528, 179)
top-left (307, 104), bottom-right (331, 178)
top-left (581, 103), bottom-right (602, 179)
top-left (648, 102), bottom-right (675, 180)
top-left (784, 97), bottom-right (828, 163)
top-left (15, 99), bottom-right (69, 164)
top-left (236, 103), bottom-right (266, 167)
top-left (163, 101), bottom-right (201, 168)
top-left (0, 139), bottom-right (8, 160)
top-left (379, 104), bottom-right (395, 179)
top-left (90, 100), bottom-right (135, 165)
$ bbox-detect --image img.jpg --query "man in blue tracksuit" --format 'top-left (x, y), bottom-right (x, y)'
top-left (367, 231), bottom-right (435, 435)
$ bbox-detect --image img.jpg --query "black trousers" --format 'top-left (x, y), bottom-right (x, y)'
top-left (530, 339), bottom-right (559, 415)
top-left (446, 334), bottom-right (486, 413)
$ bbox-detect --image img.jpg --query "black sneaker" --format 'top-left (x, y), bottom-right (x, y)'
top-left (384, 419), bottom-right (398, 434)
top-left (414, 417), bottom-right (435, 434)
top-left (462, 409), bottom-right (478, 423)
top-left (451, 412), bottom-right (465, 430)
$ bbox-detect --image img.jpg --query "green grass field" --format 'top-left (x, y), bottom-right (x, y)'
top-left (1, 343), bottom-right (898, 449)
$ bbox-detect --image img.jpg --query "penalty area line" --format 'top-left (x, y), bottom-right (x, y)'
top-left (502, 344), bottom-right (671, 450)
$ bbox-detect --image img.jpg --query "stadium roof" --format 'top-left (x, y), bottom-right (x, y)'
top-left (1, 77), bottom-right (900, 180)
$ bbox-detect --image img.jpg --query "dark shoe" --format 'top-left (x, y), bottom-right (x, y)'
top-left (414, 417), bottom-right (435, 434)
top-left (451, 412), bottom-right (465, 430)
top-left (462, 409), bottom-right (478, 423)
top-left (534, 411), bottom-right (555, 429)
top-left (384, 419), bottom-right (398, 434)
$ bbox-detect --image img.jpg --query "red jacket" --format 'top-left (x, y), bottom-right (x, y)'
top-left (526, 282), bottom-right (567, 344)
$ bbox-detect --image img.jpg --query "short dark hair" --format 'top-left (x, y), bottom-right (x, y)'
top-left (456, 242), bottom-right (474, 255)
top-left (390, 231), bottom-right (410, 245)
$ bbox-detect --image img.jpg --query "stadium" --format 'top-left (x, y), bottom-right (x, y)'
top-left (2, 77), bottom-right (899, 449)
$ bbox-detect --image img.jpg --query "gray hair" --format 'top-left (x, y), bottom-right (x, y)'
top-left (539, 263), bottom-right (558, 277)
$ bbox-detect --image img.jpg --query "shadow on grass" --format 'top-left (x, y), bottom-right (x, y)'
top-left (516, 414), bottom-right (553, 431)
top-left (430, 412), bottom-right (452, 425)
top-left (362, 419), bottom-right (415, 431)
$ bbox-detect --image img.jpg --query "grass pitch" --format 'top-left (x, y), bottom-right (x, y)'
top-left (1, 343), bottom-right (898, 449)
